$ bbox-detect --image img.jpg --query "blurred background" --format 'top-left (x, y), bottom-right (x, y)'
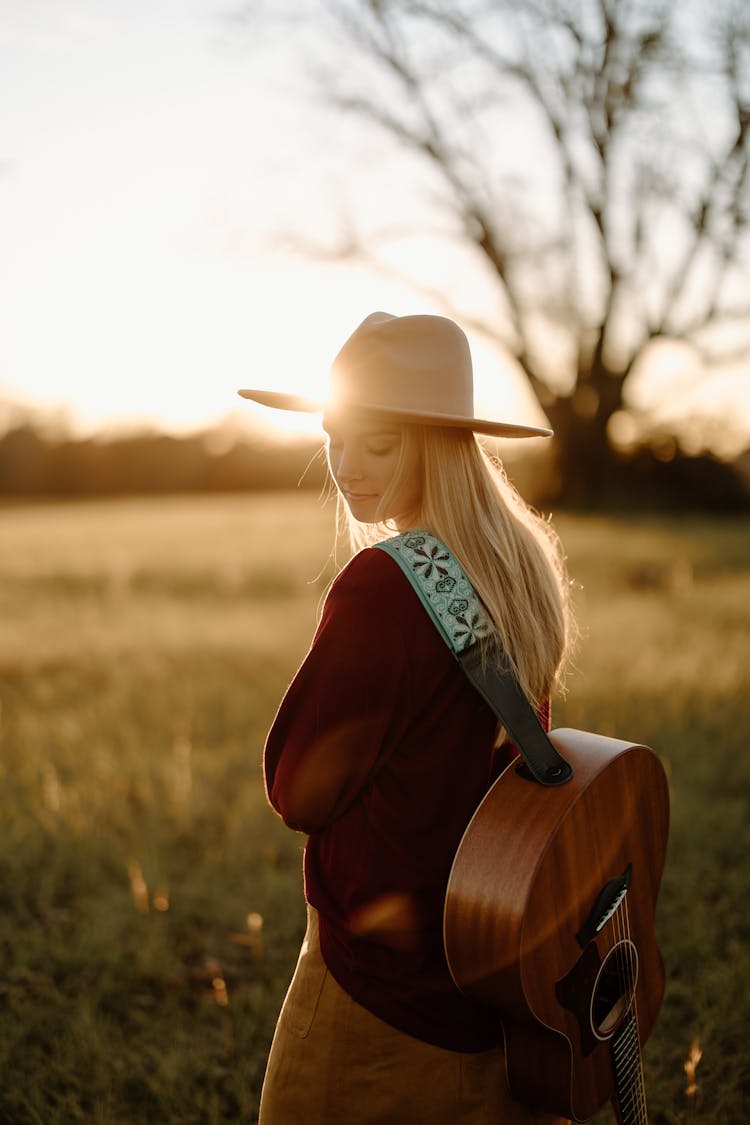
top-left (1, 2), bottom-right (748, 1122)
top-left (2, 0), bottom-right (749, 508)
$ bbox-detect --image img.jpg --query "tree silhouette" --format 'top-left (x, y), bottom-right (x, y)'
top-left (250, 0), bottom-right (750, 504)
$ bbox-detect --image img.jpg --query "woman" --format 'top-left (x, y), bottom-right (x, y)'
top-left (239, 312), bottom-right (572, 1124)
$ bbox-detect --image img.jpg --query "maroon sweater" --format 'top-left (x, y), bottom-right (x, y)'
top-left (264, 546), bottom-right (550, 1052)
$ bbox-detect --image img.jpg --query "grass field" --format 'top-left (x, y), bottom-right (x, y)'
top-left (0, 494), bottom-right (748, 1124)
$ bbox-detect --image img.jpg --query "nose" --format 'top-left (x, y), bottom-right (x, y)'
top-left (333, 443), bottom-right (363, 483)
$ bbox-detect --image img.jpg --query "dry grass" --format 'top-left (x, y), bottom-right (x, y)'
top-left (0, 495), bottom-right (747, 1123)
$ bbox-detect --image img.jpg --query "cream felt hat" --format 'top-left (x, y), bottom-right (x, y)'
top-left (238, 311), bottom-right (552, 439)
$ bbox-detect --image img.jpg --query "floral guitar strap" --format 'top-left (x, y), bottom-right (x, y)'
top-left (373, 532), bottom-right (572, 787)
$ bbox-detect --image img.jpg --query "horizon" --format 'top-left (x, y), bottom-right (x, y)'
top-left (1, 2), bottom-right (749, 461)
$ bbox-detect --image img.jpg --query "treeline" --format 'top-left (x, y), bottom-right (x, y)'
top-left (0, 422), bottom-right (328, 496)
top-left (0, 417), bottom-right (748, 510)
top-left (0, 417), bottom-right (557, 502)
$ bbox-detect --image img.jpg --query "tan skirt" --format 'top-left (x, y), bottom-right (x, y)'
top-left (258, 908), bottom-right (568, 1125)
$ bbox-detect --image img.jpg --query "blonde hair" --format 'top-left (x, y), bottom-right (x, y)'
top-left (336, 424), bottom-right (572, 710)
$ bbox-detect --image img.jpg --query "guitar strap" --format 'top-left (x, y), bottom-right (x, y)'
top-left (374, 532), bottom-right (573, 787)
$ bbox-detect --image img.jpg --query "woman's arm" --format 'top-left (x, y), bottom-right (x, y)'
top-left (263, 549), bottom-right (413, 833)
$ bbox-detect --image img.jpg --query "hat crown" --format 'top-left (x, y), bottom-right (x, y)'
top-left (237, 310), bottom-right (552, 440)
top-left (330, 313), bottom-right (474, 418)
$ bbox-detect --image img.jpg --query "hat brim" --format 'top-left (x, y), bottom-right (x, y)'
top-left (237, 388), bottom-right (552, 440)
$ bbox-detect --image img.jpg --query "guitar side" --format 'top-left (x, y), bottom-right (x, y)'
top-left (444, 729), bottom-right (670, 1122)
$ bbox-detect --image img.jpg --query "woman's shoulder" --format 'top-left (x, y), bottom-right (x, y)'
top-left (332, 544), bottom-right (412, 599)
top-left (324, 544), bottom-right (449, 657)
top-left (326, 545), bottom-right (440, 632)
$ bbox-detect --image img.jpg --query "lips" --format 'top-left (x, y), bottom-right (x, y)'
top-left (344, 492), bottom-right (377, 501)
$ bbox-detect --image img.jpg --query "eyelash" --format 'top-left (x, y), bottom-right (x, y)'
top-left (326, 438), bottom-right (395, 457)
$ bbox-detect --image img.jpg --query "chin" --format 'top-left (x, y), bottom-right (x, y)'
top-left (344, 498), bottom-right (381, 523)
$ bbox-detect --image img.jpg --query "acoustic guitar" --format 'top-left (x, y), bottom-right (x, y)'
top-left (444, 728), bottom-right (670, 1124)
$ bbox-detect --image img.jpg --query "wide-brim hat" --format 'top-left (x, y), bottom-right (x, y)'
top-left (238, 311), bottom-right (552, 439)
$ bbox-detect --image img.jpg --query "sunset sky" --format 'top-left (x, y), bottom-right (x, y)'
top-left (1, 1), bottom-right (748, 446)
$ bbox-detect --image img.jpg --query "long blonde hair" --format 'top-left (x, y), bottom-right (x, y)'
top-left (337, 424), bottom-right (572, 710)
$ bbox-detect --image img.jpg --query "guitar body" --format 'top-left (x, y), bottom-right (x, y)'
top-left (444, 729), bottom-right (670, 1123)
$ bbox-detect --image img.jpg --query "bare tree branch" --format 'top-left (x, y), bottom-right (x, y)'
top-left (239, 0), bottom-right (750, 499)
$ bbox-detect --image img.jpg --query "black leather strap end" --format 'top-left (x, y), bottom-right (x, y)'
top-left (457, 645), bottom-right (573, 787)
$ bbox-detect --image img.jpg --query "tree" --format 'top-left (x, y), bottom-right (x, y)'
top-left (248, 0), bottom-right (750, 504)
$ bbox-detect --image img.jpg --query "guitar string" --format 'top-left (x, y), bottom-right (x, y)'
top-left (614, 1017), bottom-right (644, 1125)
top-left (620, 904), bottom-right (643, 1125)
top-left (621, 896), bottom-right (648, 1124)
top-left (612, 905), bottom-right (638, 1124)
top-left (613, 1024), bottom-right (641, 1124)
top-left (607, 896), bottom-right (647, 1125)
top-left (610, 904), bottom-right (627, 1117)
top-left (616, 899), bottom-right (646, 1125)
top-left (627, 896), bottom-right (649, 1124)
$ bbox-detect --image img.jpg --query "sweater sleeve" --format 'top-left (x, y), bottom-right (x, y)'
top-left (263, 548), bottom-right (413, 834)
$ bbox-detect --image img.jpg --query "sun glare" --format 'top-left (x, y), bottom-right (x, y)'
top-left (470, 337), bottom-right (550, 430)
top-left (254, 406), bottom-right (323, 438)
top-left (240, 330), bottom-right (548, 440)
top-left (3, 152), bottom-right (545, 443)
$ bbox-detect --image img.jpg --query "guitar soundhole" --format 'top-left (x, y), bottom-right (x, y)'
top-left (590, 940), bottom-right (638, 1041)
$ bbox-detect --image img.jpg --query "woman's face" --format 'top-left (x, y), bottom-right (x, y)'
top-left (324, 416), bottom-right (421, 526)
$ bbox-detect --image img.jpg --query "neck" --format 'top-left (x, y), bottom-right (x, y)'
top-left (611, 1010), bottom-right (649, 1124)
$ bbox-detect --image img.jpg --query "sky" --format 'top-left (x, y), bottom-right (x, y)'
top-left (1, 0), bottom-right (748, 449)
top-left (0, 0), bottom-right (544, 441)
top-left (0, 0), bottom-right (378, 436)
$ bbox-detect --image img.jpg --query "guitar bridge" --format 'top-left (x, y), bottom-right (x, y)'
top-left (576, 864), bottom-right (632, 949)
